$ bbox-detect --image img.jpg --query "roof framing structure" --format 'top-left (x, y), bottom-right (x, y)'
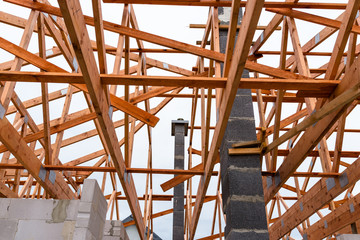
top-left (1, 0), bottom-right (360, 239)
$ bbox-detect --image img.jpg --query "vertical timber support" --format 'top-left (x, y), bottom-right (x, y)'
top-left (218, 7), bottom-right (269, 239)
top-left (171, 119), bottom-right (188, 240)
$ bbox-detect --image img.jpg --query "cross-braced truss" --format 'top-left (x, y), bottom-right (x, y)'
top-left (1, 0), bottom-right (360, 239)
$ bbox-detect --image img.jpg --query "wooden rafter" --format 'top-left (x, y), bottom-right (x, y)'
top-left (57, 0), bottom-right (145, 237)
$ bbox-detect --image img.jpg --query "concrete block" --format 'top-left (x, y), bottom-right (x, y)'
top-left (75, 212), bottom-right (91, 228)
top-left (78, 210), bottom-right (105, 238)
top-left (119, 222), bottom-right (127, 240)
top-left (103, 221), bottom-right (112, 235)
top-left (236, 89), bottom-right (252, 97)
top-left (173, 184), bottom-right (184, 195)
top-left (88, 211), bottom-right (105, 239)
top-left (173, 210), bottom-right (184, 225)
top-left (76, 185), bottom-right (106, 239)
top-left (0, 219), bottom-right (18, 240)
top-left (220, 150), bottom-right (262, 180)
top-left (228, 154), bottom-right (262, 169)
top-left (219, 143), bottom-right (229, 179)
top-left (14, 220), bottom-right (64, 240)
top-left (219, 32), bottom-right (230, 52)
top-left (337, 235), bottom-right (360, 240)
top-left (9, 199), bottom-right (53, 220)
top-left (227, 229), bottom-right (269, 240)
top-left (80, 179), bottom-right (96, 202)
top-left (222, 168), bottom-right (264, 202)
top-left (175, 133), bottom-right (185, 145)
top-left (173, 225), bottom-right (184, 240)
top-left (78, 202), bottom-right (93, 214)
top-left (104, 220), bottom-right (126, 239)
top-left (103, 229), bottom-right (129, 240)
top-left (50, 200), bottom-right (74, 223)
top-left (65, 200), bottom-right (79, 221)
top-left (73, 227), bottom-right (96, 240)
top-left (109, 228), bottom-right (121, 236)
top-left (0, 198), bottom-right (11, 219)
top-left (173, 121), bottom-right (188, 135)
top-left (62, 221), bottom-right (76, 240)
top-left (104, 220), bottom-right (121, 231)
top-left (81, 179), bottom-right (104, 204)
top-left (173, 197), bottom-right (184, 211)
top-left (230, 94), bottom-right (255, 118)
top-left (223, 118), bottom-right (256, 142)
top-left (224, 224), bottom-right (230, 238)
top-left (76, 205), bottom-right (105, 238)
top-left (97, 200), bottom-right (107, 221)
top-left (80, 179), bottom-right (107, 220)
top-left (226, 200), bottom-right (268, 230)
top-left (103, 236), bottom-right (118, 240)
top-left (174, 144), bottom-right (184, 156)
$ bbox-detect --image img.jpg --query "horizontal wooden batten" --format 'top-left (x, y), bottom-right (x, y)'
top-left (0, 164), bottom-right (218, 175)
top-left (102, 0), bottom-right (350, 9)
top-left (262, 171), bottom-right (340, 178)
top-left (189, 24), bottom-right (281, 31)
top-left (0, 71), bottom-right (339, 93)
top-left (110, 194), bottom-right (218, 201)
top-left (266, 8), bottom-right (360, 34)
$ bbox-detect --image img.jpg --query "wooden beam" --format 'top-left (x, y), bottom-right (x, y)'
top-left (269, 155), bottom-right (360, 239)
top-left (42, 14), bottom-right (74, 71)
top-left (0, 72), bottom-right (338, 93)
top-left (160, 163), bottom-right (210, 192)
top-left (0, 181), bottom-right (18, 198)
top-left (325, 0), bottom-right (360, 80)
top-left (0, 164), bottom-right (218, 175)
top-left (222, 0), bottom-right (242, 77)
top-left (190, 24), bottom-right (281, 31)
top-left (38, 13), bottom-right (52, 165)
top-left (305, 191), bottom-right (360, 239)
top-left (101, 0), bottom-right (351, 9)
top-left (266, 8), bottom-right (360, 35)
top-left (57, 0), bottom-right (145, 237)
top-left (92, 0), bottom-right (107, 74)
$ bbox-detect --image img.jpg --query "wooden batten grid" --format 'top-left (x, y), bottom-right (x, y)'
top-left (1, 0), bottom-right (360, 239)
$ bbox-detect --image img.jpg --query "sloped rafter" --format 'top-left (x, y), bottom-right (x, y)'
top-left (57, 0), bottom-right (145, 237)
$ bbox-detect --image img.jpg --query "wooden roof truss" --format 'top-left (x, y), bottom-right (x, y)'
top-left (1, 0), bottom-right (360, 239)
